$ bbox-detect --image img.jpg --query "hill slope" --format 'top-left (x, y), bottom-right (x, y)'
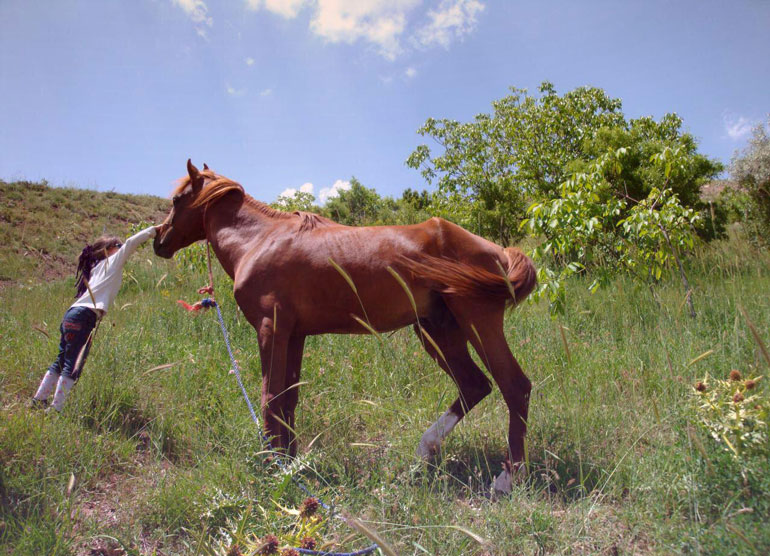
top-left (0, 180), bottom-right (169, 286)
top-left (1, 182), bottom-right (769, 555)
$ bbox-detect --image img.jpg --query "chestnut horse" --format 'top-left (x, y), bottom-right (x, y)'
top-left (154, 160), bottom-right (536, 492)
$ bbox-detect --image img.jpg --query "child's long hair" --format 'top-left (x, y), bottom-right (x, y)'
top-left (74, 236), bottom-right (122, 298)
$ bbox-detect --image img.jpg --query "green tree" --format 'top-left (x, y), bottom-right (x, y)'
top-left (271, 190), bottom-right (318, 213)
top-left (730, 117), bottom-right (770, 248)
top-left (579, 114), bottom-right (723, 239)
top-left (524, 146), bottom-right (702, 316)
top-left (387, 188), bottom-right (434, 226)
top-left (322, 178), bottom-right (385, 226)
top-left (407, 82), bottom-right (625, 244)
top-left (400, 188), bottom-right (432, 211)
top-left (407, 82), bottom-right (722, 245)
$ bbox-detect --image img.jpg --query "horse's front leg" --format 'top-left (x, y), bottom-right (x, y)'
top-left (284, 335), bottom-right (306, 457)
top-left (257, 315), bottom-right (294, 453)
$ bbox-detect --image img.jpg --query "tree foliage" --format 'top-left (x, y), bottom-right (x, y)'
top-left (318, 178), bottom-right (433, 227)
top-left (407, 82), bottom-right (722, 246)
top-left (321, 178), bottom-right (384, 226)
top-left (730, 117), bottom-right (770, 247)
top-left (407, 82), bottom-right (625, 244)
top-left (579, 114), bottom-right (723, 239)
top-left (271, 191), bottom-right (318, 213)
top-left (524, 147), bottom-right (702, 315)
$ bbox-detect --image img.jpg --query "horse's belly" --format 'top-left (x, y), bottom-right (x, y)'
top-left (296, 289), bottom-right (433, 336)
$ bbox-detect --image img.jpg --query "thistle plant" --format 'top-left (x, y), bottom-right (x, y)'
top-left (693, 370), bottom-right (768, 459)
top-left (199, 497), bottom-right (328, 556)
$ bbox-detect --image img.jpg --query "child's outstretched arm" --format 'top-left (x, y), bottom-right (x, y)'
top-left (107, 225), bottom-right (157, 273)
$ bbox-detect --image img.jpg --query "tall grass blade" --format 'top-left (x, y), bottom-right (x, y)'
top-left (141, 362), bottom-right (178, 377)
top-left (725, 522), bottom-right (759, 552)
top-left (351, 314), bottom-right (383, 341)
top-left (387, 266), bottom-right (418, 315)
top-left (329, 257), bottom-right (358, 295)
top-left (740, 306), bottom-right (770, 368)
top-left (340, 512), bottom-right (398, 556)
top-left (496, 259), bottom-right (517, 304)
top-left (330, 257), bottom-right (373, 326)
top-left (686, 427), bottom-right (714, 475)
top-left (448, 525), bottom-right (489, 546)
top-left (420, 328), bottom-right (448, 366)
top-left (687, 350), bottom-right (714, 367)
top-left (469, 323), bottom-right (483, 347)
top-left (558, 324), bottom-right (572, 364)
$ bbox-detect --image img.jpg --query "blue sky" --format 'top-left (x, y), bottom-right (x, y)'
top-left (1, 1), bottom-right (768, 204)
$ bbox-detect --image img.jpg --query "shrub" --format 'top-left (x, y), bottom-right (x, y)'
top-left (730, 117), bottom-right (770, 248)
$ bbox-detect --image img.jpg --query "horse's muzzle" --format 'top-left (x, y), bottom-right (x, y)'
top-left (153, 226), bottom-right (174, 258)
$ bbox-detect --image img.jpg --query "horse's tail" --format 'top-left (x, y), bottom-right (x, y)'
top-left (398, 247), bottom-right (536, 308)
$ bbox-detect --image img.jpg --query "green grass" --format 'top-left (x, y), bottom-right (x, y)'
top-left (1, 185), bottom-right (770, 555)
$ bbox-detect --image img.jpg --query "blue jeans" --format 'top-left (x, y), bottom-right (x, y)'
top-left (47, 306), bottom-right (98, 381)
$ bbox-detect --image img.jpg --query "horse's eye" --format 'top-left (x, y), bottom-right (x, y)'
top-left (172, 195), bottom-right (181, 205)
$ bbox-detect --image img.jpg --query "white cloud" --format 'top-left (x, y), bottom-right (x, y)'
top-left (278, 182), bottom-right (316, 200)
top-left (319, 179), bottom-right (351, 203)
top-left (226, 83), bottom-right (246, 96)
top-left (173, 0), bottom-right (213, 28)
top-left (259, 88), bottom-right (273, 96)
top-left (724, 114), bottom-right (753, 141)
top-left (405, 66), bottom-right (417, 78)
top-left (416, 0), bottom-right (484, 49)
top-left (246, 0), bottom-right (311, 18)
top-left (245, 57), bottom-right (255, 66)
top-left (244, 0), bottom-right (485, 59)
top-left (310, 0), bottom-right (420, 61)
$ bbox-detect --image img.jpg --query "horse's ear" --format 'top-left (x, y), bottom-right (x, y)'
top-left (203, 163), bottom-right (209, 170)
top-left (187, 159), bottom-right (202, 192)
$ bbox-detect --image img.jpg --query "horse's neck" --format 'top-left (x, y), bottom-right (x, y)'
top-left (205, 197), bottom-right (273, 279)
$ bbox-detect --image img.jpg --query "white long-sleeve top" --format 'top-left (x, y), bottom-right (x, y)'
top-left (71, 226), bottom-right (157, 314)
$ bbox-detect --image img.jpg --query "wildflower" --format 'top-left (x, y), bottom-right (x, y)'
top-left (744, 379), bottom-right (757, 390)
top-left (257, 535), bottom-right (280, 555)
top-left (729, 369), bottom-right (742, 381)
top-left (299, 497), bottom-right (320, 519)
top-left (694, 381), bottom-right (707, 392)
top-left (733, 392), bottom-right (745, 403)
top-left (281, 550), bottom-right (300, 556)
top-left (300, 537), bottom-right (317, 550)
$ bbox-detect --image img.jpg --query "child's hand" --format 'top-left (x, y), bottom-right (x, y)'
top-left (129, 221), bottom-right (154, 235)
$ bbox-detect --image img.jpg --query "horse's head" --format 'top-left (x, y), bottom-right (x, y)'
top-left (154, 159), bottom-right (209, 259)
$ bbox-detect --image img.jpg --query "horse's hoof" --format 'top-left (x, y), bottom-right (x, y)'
top-left (491, 461), bottom-right (525, 497)
top-left (417, 439), bottom-right (440, 461)
top-left (491, 469), bottom-right (513, 495)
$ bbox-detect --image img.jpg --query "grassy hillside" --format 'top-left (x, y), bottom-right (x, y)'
top-left (1, 185), bottom-right (769, 555)
top-left (0, 180), bottom-right (170, 286)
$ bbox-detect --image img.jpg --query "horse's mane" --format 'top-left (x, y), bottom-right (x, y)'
top-left (174, 170), bottom-right (337, 231)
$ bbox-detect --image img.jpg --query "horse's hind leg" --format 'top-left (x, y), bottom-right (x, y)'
top-left (413, 317), bottom-right (492, 460)
top-left (445, 299), bottom-right (531, 493)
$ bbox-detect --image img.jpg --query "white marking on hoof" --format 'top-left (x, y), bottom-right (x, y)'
top-left (492, 469), bottom-right (512, 494)
top-left (492, 462), bottom-right (526, 496)
top-left (417, 410), bottom-right (460, 461)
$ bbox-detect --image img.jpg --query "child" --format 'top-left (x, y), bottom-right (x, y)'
top-left (30, 225), bottom-right (158, 412)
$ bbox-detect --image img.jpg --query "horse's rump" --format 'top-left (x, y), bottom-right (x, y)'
top-left (398, 247), bottom-right (536, 307)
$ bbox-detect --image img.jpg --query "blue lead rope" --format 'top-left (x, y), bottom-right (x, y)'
top-left (207, 298), bottom-right (379, 556)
